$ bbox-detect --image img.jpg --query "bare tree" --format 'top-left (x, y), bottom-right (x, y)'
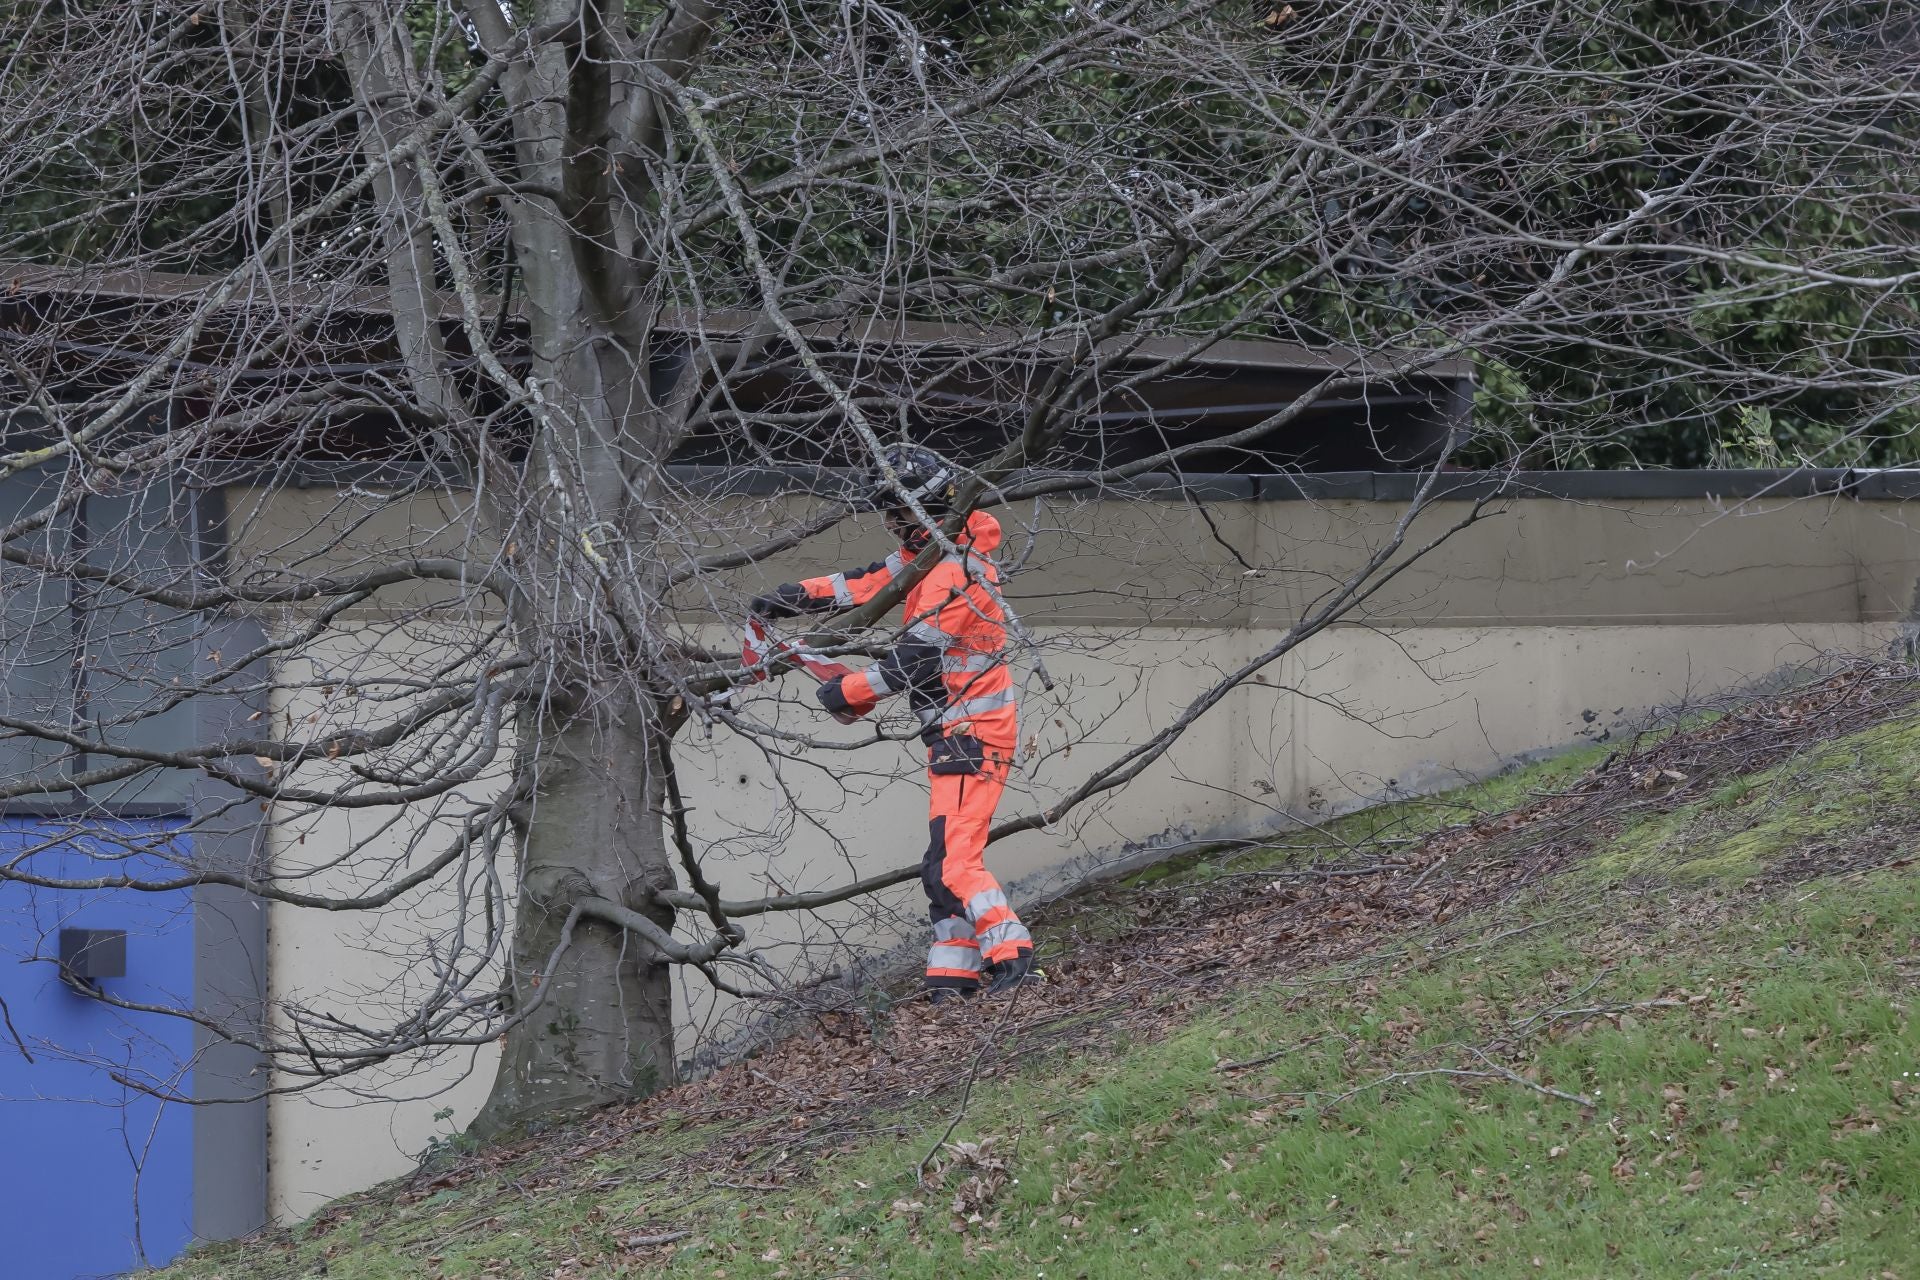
top-left (0, 0), bottom-right (1916, 1139)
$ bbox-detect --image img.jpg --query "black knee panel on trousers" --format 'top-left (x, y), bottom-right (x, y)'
top-left (921, 815), bottom-right (965, 919)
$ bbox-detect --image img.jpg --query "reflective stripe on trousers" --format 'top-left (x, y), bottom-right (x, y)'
top-left (967, 887), bottom-right (1033, 954)
top-left (976, 917), bottom-right (1033, 955)
top-left (927, 943), bottom-right (981, 977)
top-left (922, 749), bottom-right (1032, 971)
top-left (927, 911), bottom-right (983, 985)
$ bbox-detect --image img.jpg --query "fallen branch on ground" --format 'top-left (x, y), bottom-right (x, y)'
top-left (1319, 1063), bottom-right (1595, 1111)
top-left (1215, 1032), bottom-right (1332, 1073)
top-left (917, 986), bottom-right (1029, 1186)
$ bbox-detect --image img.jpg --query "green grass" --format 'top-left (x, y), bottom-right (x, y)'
top-left (651, 874), bottom-right (1920, 1280)
top-left (164, 711), bottom-right (1920, 1280)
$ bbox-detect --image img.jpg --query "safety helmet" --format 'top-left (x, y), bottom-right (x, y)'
top-left (858, 443), bottom-right (957, 514)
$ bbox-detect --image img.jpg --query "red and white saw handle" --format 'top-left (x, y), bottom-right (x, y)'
top-left (742, 617), bottom-right (860, 723)
top-left (741, 616), bottom-right (779, 682)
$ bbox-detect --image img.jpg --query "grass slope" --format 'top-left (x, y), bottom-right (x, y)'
top-left (168, 677), bottom-right (1920, 1280)
top-left (691, 873), bottom-right (1920, 1279)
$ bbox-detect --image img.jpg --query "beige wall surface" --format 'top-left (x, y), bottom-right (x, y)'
top-left (262, 622), bottom-right (511, 1222)
top-left (247, 482), bottom-right (1917, 1220)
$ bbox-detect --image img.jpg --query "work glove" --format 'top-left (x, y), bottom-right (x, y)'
top-left (749, 584), bottom-right (810, 618)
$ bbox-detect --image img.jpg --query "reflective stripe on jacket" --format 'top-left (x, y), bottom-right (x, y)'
top-left (791, 511), bottom-right (1017, 749)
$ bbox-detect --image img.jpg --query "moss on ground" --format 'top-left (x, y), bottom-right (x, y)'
top-left (1117, 739), bottom-right (1619, 895)
top-left (1590, 715), bottom-right (1920, 883)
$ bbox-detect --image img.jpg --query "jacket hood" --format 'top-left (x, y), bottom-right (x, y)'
top-left (959, 510), bottom-right (1002, 554)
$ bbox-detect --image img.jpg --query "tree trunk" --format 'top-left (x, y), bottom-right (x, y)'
top-left (462, 0), bottom-right (692, 1134)
top-left (469, 702), bottom-right (677, 1138)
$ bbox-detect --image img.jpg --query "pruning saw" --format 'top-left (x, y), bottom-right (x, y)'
top-left (737, 615), bottom-right (860, 724)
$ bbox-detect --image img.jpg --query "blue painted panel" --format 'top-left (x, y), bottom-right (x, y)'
top-left (0, 819), bottom-right (196, 1279)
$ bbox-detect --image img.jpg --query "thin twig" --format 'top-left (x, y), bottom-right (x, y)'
top-left (1215, 1032), bottom-right (1328, 1073)
top-left (1408, 855), bottom-right (1449, 892)
top-left (0, 993), bottom-right (32, 1063)
top-left (1511, 996), bottom-right (1690, 1038)
top-left (917, 984), bottom-right (1029, 1185)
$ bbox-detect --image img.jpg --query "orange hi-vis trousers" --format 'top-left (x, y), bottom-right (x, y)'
top-left (922, 746), bottom-right (1032, 992)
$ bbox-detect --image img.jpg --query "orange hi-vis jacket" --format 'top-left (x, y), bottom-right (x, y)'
top-left (773, 511), bottom-right (1017, 752)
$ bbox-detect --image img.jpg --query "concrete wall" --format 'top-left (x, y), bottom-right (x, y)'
top-left (261, 622), bottom-right (509, 1221)
top-left (246, 475), bottom-right (1919, 1220)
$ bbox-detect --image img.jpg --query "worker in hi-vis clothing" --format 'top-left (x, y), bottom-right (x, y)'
top-left (750, 444), bottom-right (1037, 1002)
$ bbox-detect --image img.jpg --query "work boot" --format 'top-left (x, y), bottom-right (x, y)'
top-left (983, 953), bottom-right (1038, 995)
top-left (926, 982), bottom-right (978, 1007)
